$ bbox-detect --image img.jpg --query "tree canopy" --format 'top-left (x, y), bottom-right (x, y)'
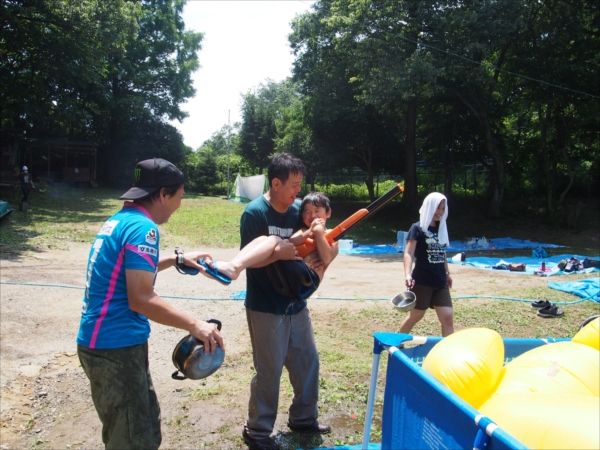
top-left (1, 0), bottom-right (202, 182)
top-left (282, 0), bottom-right (599, 213)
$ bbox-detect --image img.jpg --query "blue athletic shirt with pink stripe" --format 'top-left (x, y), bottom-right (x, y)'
top-left (77, 203), bottom-right (159, 349)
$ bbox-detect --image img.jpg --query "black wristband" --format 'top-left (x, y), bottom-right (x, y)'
top-left (175, 248), bottom-right (184, 266)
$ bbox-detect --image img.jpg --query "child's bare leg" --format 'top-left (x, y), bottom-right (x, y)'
top-left (215, 235), bottom-right (282, 280)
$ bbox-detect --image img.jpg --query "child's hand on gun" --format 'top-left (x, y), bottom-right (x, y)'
top-left (309, 218), bottom-right (327, 233)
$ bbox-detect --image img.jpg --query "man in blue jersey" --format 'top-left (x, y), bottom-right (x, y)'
top-left (77, 158), bottom-right (224, 450)
top-left (241, 153), bottom-right (330, 450)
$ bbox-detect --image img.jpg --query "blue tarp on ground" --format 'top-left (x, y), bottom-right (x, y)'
top-left (446, 237), bottom-right (565, 252)
top-left (547, 278), bottom-right (600, 301)
top-left (448, 254), bottom-right (600, 276)
top-left (339, 244), bottom-right (397, 255)
top-left (339, 237), bottom-right (565, 255)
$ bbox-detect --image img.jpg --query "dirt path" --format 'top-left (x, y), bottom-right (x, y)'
top-left (0, 243), bottom-right (561, 449)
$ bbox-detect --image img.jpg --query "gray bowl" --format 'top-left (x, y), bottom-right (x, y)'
top-left (391, 291), bottom-right (417, 312)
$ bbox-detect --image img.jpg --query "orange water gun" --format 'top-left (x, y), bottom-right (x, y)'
top-left (295, 183), bottom-right (404, 257)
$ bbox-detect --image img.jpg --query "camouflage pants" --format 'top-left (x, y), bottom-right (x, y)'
top-left (78, 342), bottom-right (161, 450)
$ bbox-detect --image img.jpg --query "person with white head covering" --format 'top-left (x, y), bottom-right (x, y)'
top-left (400, 192), bottom-right (454, 336)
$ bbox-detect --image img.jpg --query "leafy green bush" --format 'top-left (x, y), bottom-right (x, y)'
top-left (304, 179), bottom-right (401, 202)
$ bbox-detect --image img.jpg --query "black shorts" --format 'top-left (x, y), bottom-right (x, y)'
top-left (412, 283), bottom-right (452, 310)
top-left (267, 260), bottom-right (321, 301)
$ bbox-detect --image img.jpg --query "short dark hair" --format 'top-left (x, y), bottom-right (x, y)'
top-left (136, 184), bottom-right (183, 204)
top-left (301, 191), bottom-right (331, 214)
top-left (267, 153), bottom-right (306, 187)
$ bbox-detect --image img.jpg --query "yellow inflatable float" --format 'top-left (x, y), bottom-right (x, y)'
top-left (572, 316), bottom-right (600, 350)
top-left (422, 319), bottom-right (600, 449)
top-left (494, 341), bottom-right (599, 397)
top-left (478, 393), bottom-right (599, 450)
top-left (422, 327), bottom-right (504, 409)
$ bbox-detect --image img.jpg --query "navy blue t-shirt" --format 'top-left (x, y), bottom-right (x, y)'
top-left (407, 221), bottom-right (447, 287)
top-left (240, 195), bottom-right (305, 315)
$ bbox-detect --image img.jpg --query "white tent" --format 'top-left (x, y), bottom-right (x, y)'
top-left (229, 174), bottom-right (268, 203)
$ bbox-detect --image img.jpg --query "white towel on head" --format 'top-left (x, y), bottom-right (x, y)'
top-left (419, 192), bottom-right (449, 246)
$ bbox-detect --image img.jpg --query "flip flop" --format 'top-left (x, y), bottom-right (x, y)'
top-left (199, 260), bottom-right (232, 286)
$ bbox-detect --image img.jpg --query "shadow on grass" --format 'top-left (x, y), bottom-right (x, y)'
top-left (0, 185), bottom-right (122, 255)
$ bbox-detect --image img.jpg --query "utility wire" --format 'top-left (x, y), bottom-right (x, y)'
top-left (391, 32), bottom-right (600, 100)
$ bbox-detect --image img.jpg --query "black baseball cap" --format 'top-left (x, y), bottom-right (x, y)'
top-left (120, 158), bottom-right (185, 200)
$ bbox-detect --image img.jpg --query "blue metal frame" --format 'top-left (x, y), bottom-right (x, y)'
top-left (360, 332), bottom-right (571, 450)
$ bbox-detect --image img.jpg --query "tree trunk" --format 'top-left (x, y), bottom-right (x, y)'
top-left (539, 104), bottom-right (553, 211)
top-left (401, 98), bottom-right (419, 211)
top-left (444, 117), bottom-right (457, 196)
top-left (448, 85), bottom-right (505, 217)
top-left (557, 108), bottom-right (573, 206)
top-left (106, 73), bottom-right (121, 185)
top-left (365, 169), bottom-right (375, 202)
top-left (481, 117), bottom-right (504, 218)
top-left (361, 142), bottom-right (376, 202)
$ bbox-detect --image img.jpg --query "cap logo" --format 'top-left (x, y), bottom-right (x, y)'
top-left (135, 168), bottom-right (141, 183)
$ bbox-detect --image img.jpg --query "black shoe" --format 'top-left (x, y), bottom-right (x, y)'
top-left (287, 420), bottom-right (331, 434)
top-left (531, 300), bottom-right (551, 309)
top-left (242, 429), bottom-right (280, 450)
top-left (537, 304), bottom-right (564, 318)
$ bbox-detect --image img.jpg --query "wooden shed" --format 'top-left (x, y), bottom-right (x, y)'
top-left (22, 139), bottom-right (99, 187)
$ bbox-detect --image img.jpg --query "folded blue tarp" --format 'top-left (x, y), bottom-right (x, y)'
top-left (448, 254), bottom-right (600, 276)
top-left (547, 278), bottom-right (600, 301)
top-left (446, 237), bottom-right (565, 252)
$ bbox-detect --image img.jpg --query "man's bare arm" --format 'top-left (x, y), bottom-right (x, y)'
top-left (246, 239), bottom-right (301, 268)
top-left (126, 269), bottom-right (224, 353)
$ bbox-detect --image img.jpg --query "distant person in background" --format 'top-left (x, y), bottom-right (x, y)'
top-left (400, 192), bottom-right (454, 337)
top-left (17, 166), bottom-right (34, 205)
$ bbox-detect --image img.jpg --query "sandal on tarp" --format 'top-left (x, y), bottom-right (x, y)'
top-left (537, 304), bottom-right (564, 318)
top-left (200, 260), bottom-right (232, 286)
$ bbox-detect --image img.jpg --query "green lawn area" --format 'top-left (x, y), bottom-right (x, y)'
top-left (2, 185), bottom-right (598, 256)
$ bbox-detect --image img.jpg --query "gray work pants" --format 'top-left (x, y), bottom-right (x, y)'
top-left (244, 307), bottom-right (320, 439)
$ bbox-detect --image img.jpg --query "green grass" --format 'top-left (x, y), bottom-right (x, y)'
top-left (0, 186), bottom-right (246, 252)
top-left (161, 194), bottom-right (246, 249)
top-left (2, 185), bottom-right (598, 255)
top-left (0, 185), bottom-right (124, 251)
